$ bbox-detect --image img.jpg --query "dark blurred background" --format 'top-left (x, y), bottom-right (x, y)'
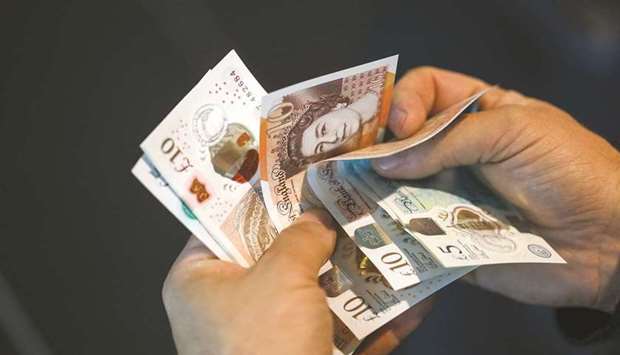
top-left (1, 1), bottom-right (619, 354)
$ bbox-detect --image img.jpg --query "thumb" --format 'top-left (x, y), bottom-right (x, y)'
top-left (258, 209), bottom-right (337, 277)
top-left (372, 97), bottom-right (532, 179)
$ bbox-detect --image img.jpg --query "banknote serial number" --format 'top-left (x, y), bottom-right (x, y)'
top-left (229, 70), bottom-right (257, 103)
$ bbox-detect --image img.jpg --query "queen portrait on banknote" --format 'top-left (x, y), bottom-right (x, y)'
top-left (288, 91), bottom-right (379, 166)
top-left (260, 59), bottom-right (397, 231)
top-left (274, 73), bottom-right (386, 180)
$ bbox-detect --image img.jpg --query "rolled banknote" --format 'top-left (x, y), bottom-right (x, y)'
top-left (329, 88), bottom-right (489, 161)
top-left (259, 55), bottom-right (398, 231)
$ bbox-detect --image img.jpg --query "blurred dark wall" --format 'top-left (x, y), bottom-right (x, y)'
top-left (1, 1), bottom-right (618, 354)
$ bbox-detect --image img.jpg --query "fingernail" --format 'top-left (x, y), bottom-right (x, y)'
top-left (373, 155), bottom-right (402, 172)
top-left (389, 104), bottom-right (408, 132)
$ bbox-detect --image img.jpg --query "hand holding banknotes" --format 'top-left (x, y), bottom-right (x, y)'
top-left (135, 52), bottom-right (620, 355)
top-left (163, 209), bottom-right (433, 355)
top-left (374, 67), bottom-right (620, 312)
top-left (163, 210), bottom-right (336, 355)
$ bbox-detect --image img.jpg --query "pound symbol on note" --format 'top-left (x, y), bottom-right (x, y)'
top-left (189, 178), bottom-right (210, 203)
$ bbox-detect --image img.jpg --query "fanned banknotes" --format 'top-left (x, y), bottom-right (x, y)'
top-left (133, 50), bottom-right (566, 352)
top-left (308, 161), bottom-right (454, 290)
top-left (320, 231), bottom-right (473, 339)
top-left (347, 160), bottom-right (566, 268)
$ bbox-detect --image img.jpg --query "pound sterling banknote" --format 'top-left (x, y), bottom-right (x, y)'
top-left (329, 88), bottom-right (489, 161)
top-left (140, 50), bottom-right (278, 267)
top-left (133, 51), bottom-right (567, 354)
top-left (308, 160), bottom-right (458, 290)
top-left (349, 160), bottom-right (566, 268)
top-left (259, 56), bottom-right (398, 231)
top-left (320, 229), bottom-right (474, 339)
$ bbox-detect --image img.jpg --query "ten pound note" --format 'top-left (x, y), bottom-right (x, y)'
top-left (321, 231), bottom-right (473, 339)
top-left (140, 51), bottom-right (278, 267)
top-left (307, 160), bottom-right (458, 291)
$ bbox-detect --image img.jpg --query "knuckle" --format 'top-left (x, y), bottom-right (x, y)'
top-left (162, 259), bottom-right (227, 304)
top-left (287, 220), bottom-right (333, 238)
top-left (167, 258), bottom-right (194, 281)
top-left (295, 221), bottom-right (336, 246)
top-left (411, 65), bottom-right (438, 75)
top-left (259, 247), bottom-right (304, 276)
top-left (162, 286), bottom-right (174, 308)
top-left (500, 104), bottom-right (536, 130)
top-left (162, 271), bottom-right (179, 306)
top-left (502, 104), bottom-right (527, 124)
top-left (259, 241), bottom-right (292, 266)
top-left (504, 89), bottom-right (525, 100)
top-left (402, 66), bottom-right (435, 82)
top-left (497, 103), bottom-right (563, 150)
top-left (164, 257), bottom-right (208, 293)
top-left (314, 227), bottom-right (337, 250)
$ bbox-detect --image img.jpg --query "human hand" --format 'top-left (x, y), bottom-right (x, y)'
top-left (163, 209), bottom-right (434, 355)
top-left (373, 67), bottom-right (620, 312)
top-left (163, 210), bottom-right (336, 355)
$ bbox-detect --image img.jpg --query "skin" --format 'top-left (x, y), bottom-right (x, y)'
top-left (164, 210), bottom-right (431, 355)
top-left (300, 92), bottom-right (379, 157)
top-left (164, 67), bottom-right (620, 355)
top-left (374, 66), bottom-right (620, 312)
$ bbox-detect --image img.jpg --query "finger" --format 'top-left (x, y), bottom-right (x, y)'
top-left (463, 264), bottom-right (561, 306)
top-left (462, 244), bottom-right (593, 309)
top-left (167, 236), bottom-right (243, 288)
top-left (164, 237), bottom-right (219, 306)
top-left (170, 235), bottom-right (218, 271)
top-left (258, 209), bottom-right (336, 277)
top-left (373, 100), bottom-right (530, 179)
top-left (355, 297), bottom-right (435, 355)
top-left (389, 66), bottom-right (493, 138)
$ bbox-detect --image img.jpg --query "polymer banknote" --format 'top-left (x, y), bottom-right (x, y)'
top-left (320, 230), bottom-right (474, 339)
top-left (133, 50), bottom-right (567, 351)
top-left (348, 160), bottom-right (566, 268)
top-left (329, 88), bottom-right (488, 161)
top-left (259, 55), bottom-right (398, 231)
top-left (308, 161), bottom-right (456, 290)
top-left (140, 50), bottom-right (279, 267)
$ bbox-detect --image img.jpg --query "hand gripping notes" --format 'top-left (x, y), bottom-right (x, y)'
top-left (133, 51), bottom-right (566, 355)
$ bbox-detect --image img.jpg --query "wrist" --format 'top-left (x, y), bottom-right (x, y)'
top-left (608, 164), bottom-right (620, 239)
top-left (608, 161), bottom-right (620, 251)
top-left (595, 242), bottom-right (620, 312)
top-left (595, 165), bottom-right (620, 312)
